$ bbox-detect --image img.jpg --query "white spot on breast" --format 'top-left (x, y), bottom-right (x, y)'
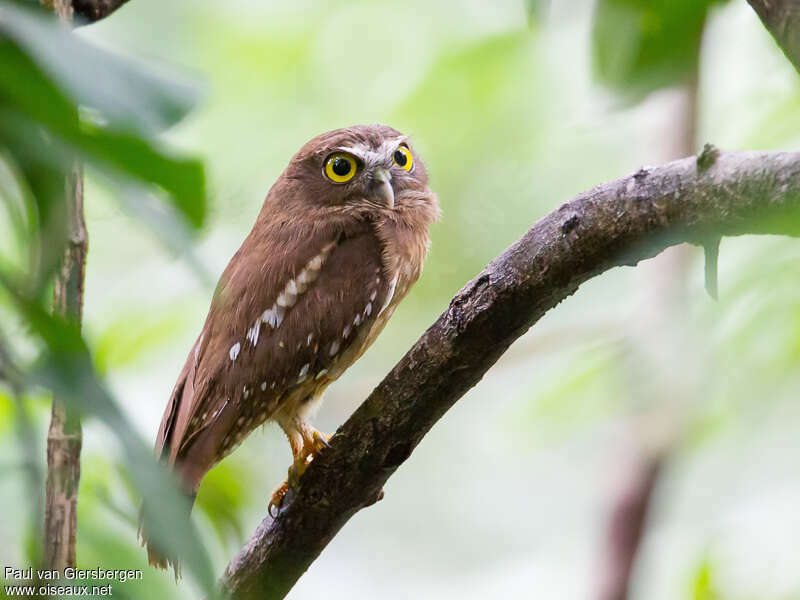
top-left (364, 302), bottom-right (372, 316)
top-left (315, 369), bottom-right (328, 380)
top-left (279, 341), bottom-right (285, 348)
top-left (261, 381), bottom-right (267, 391)
top-left (246, 321), bottom-right (260, 346)
top-left (297, 269), bottom-right (315, 286)
top-left (286, 279), bottom-right (298, 295)
top-left (307, 333), bottom-right (314, 346)
top-left (243, 386), bottom-right (250, 399)
top-left (343, 324), bottom-right (351, 338)
top-left (277, 291), bottom-right (296, 308)
top-left (229, 342), bottom-right (241, 361)
top-left (237, 417), bottom-right (245, 426)
top-left (309, 255), bottom-right (323, 271)
top-left (262, 305), bottom-right (284, 329)
top-left (297, 363), bottom-right (310, 382)
top-left (370, 289), bottom-right (377, 302)
top-left (329, 340), bottom-right (340, 356)
top-left (354, 314), bottom-right (362, 326)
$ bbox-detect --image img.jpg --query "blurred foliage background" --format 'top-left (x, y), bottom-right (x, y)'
top-left (2, 0), bottom-right (800, 598)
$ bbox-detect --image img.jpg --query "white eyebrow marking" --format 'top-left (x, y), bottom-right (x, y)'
top-left (337, 137), bottom-right (405, 166)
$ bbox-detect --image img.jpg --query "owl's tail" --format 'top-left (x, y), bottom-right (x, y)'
top-left (137, 492), bottom-right (196, 576)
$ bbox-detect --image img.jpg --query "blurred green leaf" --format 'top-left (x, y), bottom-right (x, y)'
top-left (0, 2), bottom-right (200, 134)
top-left (196, 460), bottom-right (249, 547)
top-left (0, 4), bottom-right (206, 228)
top-left (0, 281), bottom-right (216, 595)
top-left (524, 0), bottom-right (548, 27)
top-left (691, 556), bottom-right (718, 600)
top-left (592, 0), bottom-right (725, 100)
top-left (93, 307), bottom-right (195, 374)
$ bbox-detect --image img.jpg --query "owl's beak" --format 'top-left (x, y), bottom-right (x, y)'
top-left (370, 168), bottom-right (394, 209)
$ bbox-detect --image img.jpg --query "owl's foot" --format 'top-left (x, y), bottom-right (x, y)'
top-left (267, 429), bottom-right (332, 517)
top-left (288, 430), bottom-right (331, 483)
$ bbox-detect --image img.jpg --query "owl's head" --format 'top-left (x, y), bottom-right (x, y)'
top-left (282, 124), bottom-right (432, 214)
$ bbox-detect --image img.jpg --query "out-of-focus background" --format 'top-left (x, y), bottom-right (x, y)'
top-left (2, 0), bottom-right (800, 598)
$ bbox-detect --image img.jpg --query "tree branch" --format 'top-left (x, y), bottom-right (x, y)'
top-left (43, 158), bottom-right (86, 570)
top-left (747, 0), bottom-right (800, 73)
top-left (220, 149), bottom-right (800, 599)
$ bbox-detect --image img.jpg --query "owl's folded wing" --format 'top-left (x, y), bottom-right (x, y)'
top-left (155, 220), bottom-right (393, 477)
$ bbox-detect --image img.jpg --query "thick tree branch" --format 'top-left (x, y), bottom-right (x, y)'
top-left (747, 0), bottom-right (800, 73)
top-left (220, 149), bottom-right (800, 599)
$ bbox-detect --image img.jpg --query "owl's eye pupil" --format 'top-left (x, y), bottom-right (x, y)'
top-left (332, 158), bottom-right (351, 177)
top-left (393, 150), bottom-right (408, 167)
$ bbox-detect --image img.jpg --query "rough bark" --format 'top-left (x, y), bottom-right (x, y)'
top-left (220, 149), bottom-right (800, 599)
top-left (747, 0), bottom-right (800, 73)
top-left (43, 159), bottom-right (86, 571)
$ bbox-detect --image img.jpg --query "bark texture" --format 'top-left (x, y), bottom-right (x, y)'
top-left (43, 160), bottom-right (86, 571)
top-left (747, 0), bottom-right (800, 73)
top-left (220, 149), bottom-right (800, 599)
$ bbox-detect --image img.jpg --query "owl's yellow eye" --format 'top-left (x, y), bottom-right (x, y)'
top-left (324, 153), bottom-right (358, 183)
top-left (393, 145), bottom-right (413, 172)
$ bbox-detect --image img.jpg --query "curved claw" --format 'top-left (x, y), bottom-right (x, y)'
top-left (313, 430), bottom-right (332, 450)
top-left (268, 481), bottom-right (289, 517)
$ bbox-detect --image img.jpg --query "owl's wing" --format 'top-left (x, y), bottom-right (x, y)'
top-left (155, 219), bottom-right (393, 483)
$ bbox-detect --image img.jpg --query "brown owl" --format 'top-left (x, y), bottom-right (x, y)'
top-left (141, 124), bottom-right (439, 568)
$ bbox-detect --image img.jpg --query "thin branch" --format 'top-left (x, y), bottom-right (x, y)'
top-left (597, 449), bottom-right (663, 600)
top-left (43, 157), bottom-right (86, 570)
top-left (220, 149), bottom-right (800, 599)
top-left (747, 0), bottom-right (800, 73)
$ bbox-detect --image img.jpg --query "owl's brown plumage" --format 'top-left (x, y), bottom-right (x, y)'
top-left (142, 124), bottom-right (439, 568)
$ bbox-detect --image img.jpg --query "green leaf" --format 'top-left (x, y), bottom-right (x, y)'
top-left (0, 2), bottom-right (201, 134)
top-left (691, 556), bottom-right (718, 600)
top-left (0, 36), bottom-right (206, 228)
top-left (0, 281), bottom-right (217, 595)
top-left (592, 0), bottom-right (725, 100)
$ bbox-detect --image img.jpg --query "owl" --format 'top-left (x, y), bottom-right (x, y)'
top-left (142, 124), bottom-right (440, 568)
